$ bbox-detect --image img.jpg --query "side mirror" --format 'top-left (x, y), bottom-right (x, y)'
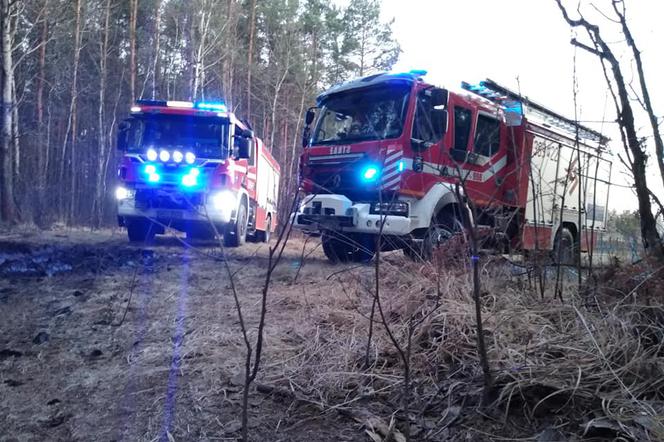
top-left (305, 107), bottom-right (316, 125)
top-left (117, 121), bottom-right (129, 150)
top-left (431, 109), bottom-right (448, 137)
top-left (237, 127), bottom-right (254, 138)
top-left (234, 136), bottom-right (250, 159)
top-left (430, 88), bottom-right (448, 107)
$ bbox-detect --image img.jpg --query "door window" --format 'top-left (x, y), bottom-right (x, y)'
top-left (453, 107), bottom-right (472, 151)
top-left (474, 114), bottom-right (501, 157)
top-left (412, 91), bottom-right (439, 145)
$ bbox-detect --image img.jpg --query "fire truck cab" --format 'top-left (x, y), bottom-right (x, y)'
top-left (115, 100), bottom-right (280, 245)
top-left (294, 71), bottom-right (611, 263)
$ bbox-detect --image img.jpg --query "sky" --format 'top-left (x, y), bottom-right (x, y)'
top-left (379, 0), bottom-right (664, 212)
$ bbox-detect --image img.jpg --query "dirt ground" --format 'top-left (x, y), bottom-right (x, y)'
top-left (4, 226), bottom-right (661, 442)
top-left (1, 227), bottom-right (384, 442)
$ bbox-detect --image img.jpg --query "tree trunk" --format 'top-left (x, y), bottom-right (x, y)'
top-left (0, 0), bottom-right (16, 222)
top-left (37, 2), bottom-right (48, 188)
top-left (222, 0), bottom-right (235, 107)
top-left (151, 0), bottom-right (162, 99)
top-left (246, 0), bottom-right (257, 117)
top-left (129, 0), bottom-right (138, 103)
top-left (555, 1), bottom-right (663, 259)
top-left (68, 0), bottom-right (83, 222)
top-left (94, 0), bottom-right (112, 227)
top-left (11, 75), bottom-right (19, 183)
top-left (612, 1), bottom-right (664, 190)
top-left (1, 0), bottom-right (17, 222)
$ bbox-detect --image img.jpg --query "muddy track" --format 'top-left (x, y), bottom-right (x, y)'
top-left (0, 229), bottom-right (366, 442)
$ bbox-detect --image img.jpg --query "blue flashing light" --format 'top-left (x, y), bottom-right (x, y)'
top-left (397, 160), bottom-right (405, 172)
top-left (181, 174), bottom-right (197, 187)
top-left (361, 165), bottom-right (380, 182)
top-left (143, 164), bottom-right (160, 183)
top-left (180, 167), bottom-right (201, 188)
top-left (196, 101), bottom-right (227, 112)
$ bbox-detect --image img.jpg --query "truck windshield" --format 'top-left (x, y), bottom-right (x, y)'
top-left (125, 115), bottom-right (228, 159)
top-left (312, 85), bottom-right (410, 145)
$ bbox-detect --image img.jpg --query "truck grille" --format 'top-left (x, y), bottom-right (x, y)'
top-left (135, 189), bottom-right (204, 210)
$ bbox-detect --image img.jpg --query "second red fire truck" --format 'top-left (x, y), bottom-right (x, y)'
top-left (293, 71), bottom-right (612, 263)
top-left (115, 100), bottom-right (280, 245)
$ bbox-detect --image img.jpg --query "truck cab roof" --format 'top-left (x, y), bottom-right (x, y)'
top-left (317, 71), bottom-right (426, 104)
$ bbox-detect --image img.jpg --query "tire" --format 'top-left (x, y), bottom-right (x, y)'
top-left (322, 232), bottom-right (351, 263)
top-left (186, 226), bottom-right (216, 242)
top-left (127, 219), bottom-right (157, 243)
top-left (260, 215), bottom-right (272, 243)
top-left (553, 227), bottom-right (577, 266)
top-left (224, 199), bottom-right (248, 247)
top-left (322, 232), bottom-right (374, 264)
top-left (404, 221), bottom-right (455, 261)
top-left (350, 234), bottom-right (375, 263)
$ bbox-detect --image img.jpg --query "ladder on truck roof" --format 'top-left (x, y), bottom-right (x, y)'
top-left (461, 79), bottom-right (609, 147)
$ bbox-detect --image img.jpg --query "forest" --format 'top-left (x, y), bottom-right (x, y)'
top-left (0, 0), bottom-right (400, 225)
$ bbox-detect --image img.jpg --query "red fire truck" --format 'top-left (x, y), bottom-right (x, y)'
top-left (115, 100), bottom-right (280, 245)
top-left (293, 72), bottom-right (611, 263)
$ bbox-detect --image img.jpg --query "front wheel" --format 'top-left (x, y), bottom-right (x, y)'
top-left (322, 232), bottom-right (374, 264)
top-left (224, 199), bottom-right (248, 247)
top-left (127, 219), bottom-right (157, 243)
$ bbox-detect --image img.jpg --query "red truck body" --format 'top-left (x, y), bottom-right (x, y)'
top-left (115, 100), bottom-right (280, 245)
top-left (294, 72), bottom-right (611, 263)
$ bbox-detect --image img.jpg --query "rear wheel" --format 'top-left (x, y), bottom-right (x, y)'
top-left (256, 215), bottom-right (272, 243)
top-left (553, 227), bottom-right (577, 266)
top-left (404, 219), bottom-right (456, 261)
top-left (127, 219), bottom-right (157, 243)
top-left (224, 199), bottom-right (248, 247)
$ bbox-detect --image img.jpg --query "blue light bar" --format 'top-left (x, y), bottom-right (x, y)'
top-left (409, 69), bottom-right (428, 77)
top-left (196, 101), bottom-right (227, 112)
top-left (167, 100), bottom-right (194, 108)
top-left (136, 99), bottom-right (167, 107)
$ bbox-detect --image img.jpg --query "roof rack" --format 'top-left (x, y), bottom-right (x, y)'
top-left (461, 78), bottom-right (609, 146)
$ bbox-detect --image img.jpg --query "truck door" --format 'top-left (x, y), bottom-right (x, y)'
top-left (404, 86), bottom-right (446, 193)
top-left (448, 101), bottom-right (507, 206)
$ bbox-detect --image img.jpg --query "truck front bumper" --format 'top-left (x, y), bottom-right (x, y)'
top-left (292, 194), bottom-right (411, 236)
top-left (117, 196), bottom-right (233, 226)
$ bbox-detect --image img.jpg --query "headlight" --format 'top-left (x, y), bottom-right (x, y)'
top-left (115, 186), bottom-right (134, 200)
top-left (146, 148), bottom-right (158, 161)
top-left (370, 201), bottom-right (409, 216)
top-left (159, 150), bottom-right (170, 162)
top-left (185, 152), bottom-right (196, 164)
top-left (172, 150), bottom-right (184, 163)
top-left (212, 190), bottom-right (236, 211)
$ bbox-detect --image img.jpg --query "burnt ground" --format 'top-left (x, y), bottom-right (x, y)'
top-left (0, 228), bottom-right (371, 442)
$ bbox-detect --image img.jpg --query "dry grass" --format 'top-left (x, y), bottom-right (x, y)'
top-left (262, 241), bottom-right (664, 441)
top-left (3, 227), bottom-right (664, 441)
